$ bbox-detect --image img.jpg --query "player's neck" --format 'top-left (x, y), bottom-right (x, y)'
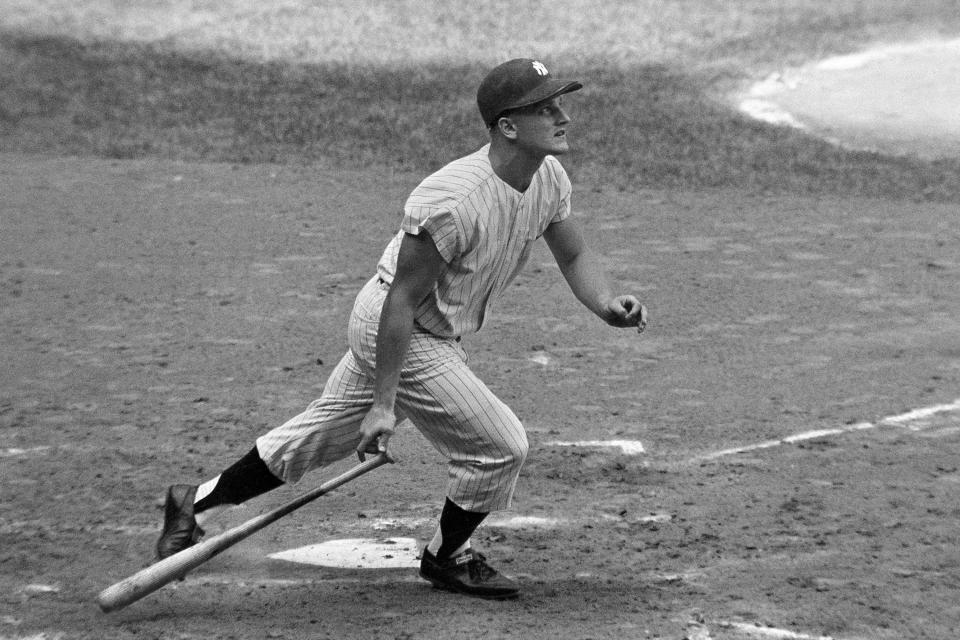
top-left (487, 141), bottom-right (544, 193)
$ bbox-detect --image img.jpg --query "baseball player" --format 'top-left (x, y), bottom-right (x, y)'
top-left (156, 58), bottom-right (647, 600)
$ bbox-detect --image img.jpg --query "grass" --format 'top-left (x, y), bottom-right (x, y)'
top-left (5, 0), bottom-right (958, 68)
top-left (2, 1), bottom-right (960, 200)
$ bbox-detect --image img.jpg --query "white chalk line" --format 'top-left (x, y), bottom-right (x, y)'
top-left (546, 439), bottom-right (646, 455)
top-left (0, 446), bottom-right (51, 458)
top-left (687, 619), bottom-right (838, 639)
top-left (340, 511), bottom-right (670, 534)
top-left (878, 398), bottom-right (960, 427)
top-left (714, 621), bottom-right (835, 640)
top-left (691, 398), bottom-right (960, 463)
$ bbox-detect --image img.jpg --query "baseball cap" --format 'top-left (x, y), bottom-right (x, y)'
top-left (477, 58), bottom-right (583, 126)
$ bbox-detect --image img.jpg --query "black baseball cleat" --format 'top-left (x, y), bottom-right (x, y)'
top-left (419, 548), bottom-right (519, 599)
top-left (156, 484), bottom-right (205, 560)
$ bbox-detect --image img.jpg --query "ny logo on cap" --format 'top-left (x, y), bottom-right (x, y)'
top-left (531, 61), bottom-right (549, 76)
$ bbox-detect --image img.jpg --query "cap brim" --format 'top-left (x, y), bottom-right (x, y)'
top-left (498, 79), bottom-right (583, 118)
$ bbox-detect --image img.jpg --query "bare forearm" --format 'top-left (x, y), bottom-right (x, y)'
top-left (372, 291), bottom-right (417, 410)
top-left (558, 250), bottom-right (616, 320)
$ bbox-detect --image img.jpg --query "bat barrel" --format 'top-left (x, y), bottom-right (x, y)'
top-left (96, 540), bottom-right (221, 612)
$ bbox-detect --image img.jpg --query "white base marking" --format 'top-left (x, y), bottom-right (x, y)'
top-left (17, 584), bottom-right (60, 596)
top-left (528, 353), bottom-right (554, 366)
top-left (694, 398), bottom-right (960, 462)
top-left (485, 515), bottom-right (561, 529)
top-left (0, 447), bottom-right (51, 458)
top-left (269, 537), bottom-right (420, 569)
top-left (717, 621), bottom-right (834, 640)
top-left (371, 513), bottom-right (656, 531)
top-left (547, 439), bottom-right (645, 455)
top-left (637, 512), bottom-right (673, 523)
top-left (370, 517), bottom-right (434, 531)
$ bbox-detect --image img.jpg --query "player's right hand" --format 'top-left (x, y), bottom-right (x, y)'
top-left (601, 295), bottom-right (647, 332)
top-left (357, 406), bottom-right (395, 461)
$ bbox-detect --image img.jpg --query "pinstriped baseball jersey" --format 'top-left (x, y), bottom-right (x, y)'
top-left (376, 143), bottom-right (571, 338)
top-left (255, 145), bottom-right (575, 513)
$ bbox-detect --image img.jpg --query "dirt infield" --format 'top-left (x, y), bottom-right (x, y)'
top-left (2, 153), bottom-right (960, 639)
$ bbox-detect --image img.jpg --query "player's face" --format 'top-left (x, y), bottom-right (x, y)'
top-left (505, 96), bottom-right (572, 156)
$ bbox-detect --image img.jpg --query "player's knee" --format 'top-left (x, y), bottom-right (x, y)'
top-left (504, 431), bottom-right (529, 469)
top-left (476, 430), bottom-right (528, 475)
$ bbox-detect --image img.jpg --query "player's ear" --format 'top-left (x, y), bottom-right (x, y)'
top-left (495, 115), bottom-right (519, 140)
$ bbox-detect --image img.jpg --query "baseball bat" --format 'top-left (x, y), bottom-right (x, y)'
top-left (97, 452), bottom-right (393, 613)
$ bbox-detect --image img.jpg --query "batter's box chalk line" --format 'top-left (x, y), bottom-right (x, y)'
top-left (546, 439), bottom-right (646, 455)
top-left (690, 398), bottom-right (960, 463)
top-left (712, 620), bottom-right (836, 639)
top-left (0, 446), bottom-right (52, 458)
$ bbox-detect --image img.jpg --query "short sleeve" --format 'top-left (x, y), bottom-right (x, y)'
top-left (553, 187), bottom-right (571, 224)
top-left (401, 206), bottom-right (460, 263)
top-left (547, 156), bottom-right (572, 225)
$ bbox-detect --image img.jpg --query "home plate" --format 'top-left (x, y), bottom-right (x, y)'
top-left (268, 537), bottom-right (420, 569)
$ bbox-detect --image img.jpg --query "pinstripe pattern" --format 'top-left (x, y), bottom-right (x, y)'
top-left (258, 146), bottom-right (569, 513)
top-left (258, 277), bottom-right (527, 512)
top-left (377, 144), bottom-right (571, 338)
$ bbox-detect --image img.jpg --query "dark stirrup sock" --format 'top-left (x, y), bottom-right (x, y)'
top-left (193, 445), bottom-right (284, 513)
top-left (435, 497), bottom-right (489, 560)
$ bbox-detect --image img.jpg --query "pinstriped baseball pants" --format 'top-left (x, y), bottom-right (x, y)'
top-left (256, 276), bottom-right (528, 513)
